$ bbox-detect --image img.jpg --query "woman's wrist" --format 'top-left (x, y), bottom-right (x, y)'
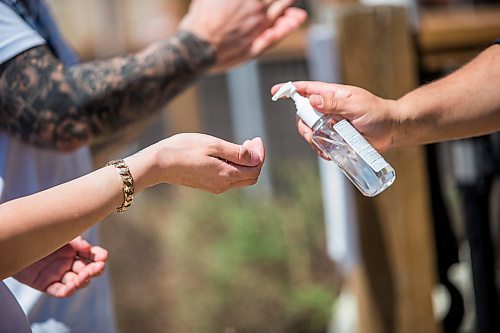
top-left (123, 145), bottom-right (161, 193)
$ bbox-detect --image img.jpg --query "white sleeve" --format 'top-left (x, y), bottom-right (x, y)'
top-left (0, 2), bottom-right (46, 65)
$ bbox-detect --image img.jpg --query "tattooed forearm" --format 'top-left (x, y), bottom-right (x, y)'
top-left (0, 30), bottom-right (215, 151)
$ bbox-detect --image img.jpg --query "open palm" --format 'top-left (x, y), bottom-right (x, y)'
top-left (13, 236), bottom-right (107, 298)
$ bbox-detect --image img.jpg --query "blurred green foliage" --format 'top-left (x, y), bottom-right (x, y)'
top-left (104, 163), bottom-right (338, 333)
top-left (165, 164), bottom-right (338, 333)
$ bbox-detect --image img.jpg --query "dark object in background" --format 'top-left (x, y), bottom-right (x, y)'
top-left (454, 135), bottom-right (500, 333)
top-left (428, 135), bottom-right (500, 333)
top-left (426, 143), bottom-right (464, 332)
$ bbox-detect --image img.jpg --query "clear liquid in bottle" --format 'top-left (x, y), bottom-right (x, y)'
top-left (312, 117), bottom-right (396, 197)
top-left (271, 81), bottom-right (396, 196)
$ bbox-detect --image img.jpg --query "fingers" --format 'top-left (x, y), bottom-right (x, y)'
top-left (61, 271), bottom-right (81, 285)
top-left (46, 271), bottom-right (83, 298)
top-left (270, 7), bottom-right (307, 38)
top-left (295, 119), bottom-right (330, 160)
top-left (213, 138), bottom-right (263, 167)
top-left (215, 138), bottom-right (265, 191)
top-left (46, 260), bottom-right (105, 298)
top-left (243, 137), bottom-right (265, 163)
top-left (314, 147), bottom-right (331, 161)
top-left (46, 282), bottom-right (73, 298)
top-left (230, 177), bottom-right (259, 189)
top-left (251, 7), bottom-right (307, 57)
top-left (73, 243), bottom-right (107, 277)
top-left (215, 159), bottom-right (262, 185)
top-left (205, 153), bottom-right (264, 194)
top-left (70, 235), bottom-right (108, 263)
top-left (297, 119), bottom-right (313, 144)
top-left (42, 237), bottom-right (107, 298)
top-left (272, 81), bottom-right (353, 114)
top-left (68, 236), bottom-right (91, 253)
top-left (220, 165), bottom-right (260, 193)
top-left (266, 0), bottom-right (297, 23)
top-left (293, 81), bottom-right (354, 115)
top-left (250, 29), bottom-right (277, 58)
top-left (271, 81), bottom-right (328, 97)
top-left (290, 81), bottom-right (350, 97)
top-left (72, 258), bottom-right (106, 276)
top-left (271, 81), bottom-right (345, 160)
top-left (88, 245), bottom-right (108, 262)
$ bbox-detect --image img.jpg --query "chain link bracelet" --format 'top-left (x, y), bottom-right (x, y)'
top-left (106, 159), bottom-right (134, 213)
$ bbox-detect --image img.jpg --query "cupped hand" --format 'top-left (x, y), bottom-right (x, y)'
top-left (142, 133), bottom-right (265, 194)
top-left (13, 236), bottom-right (107, 298)
top-left (180, 0), bottom-right (307, 71)
top-left (271, 81), bottom-right (400, 153)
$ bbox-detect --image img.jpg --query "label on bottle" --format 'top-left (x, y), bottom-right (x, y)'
top-left (333, 120), bottom-right (389, 173)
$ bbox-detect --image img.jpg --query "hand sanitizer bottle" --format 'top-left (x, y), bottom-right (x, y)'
top-left (272, 82), bottom-right (396, 197)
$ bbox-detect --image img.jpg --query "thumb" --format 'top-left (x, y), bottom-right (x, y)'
top-left (69, 236), bottom-right (91, 253)
top-left (243, 137), bottom-right (265, 164)
top-left (309, 94), bottom-right (325, 110)
top-left (266, 0), bottom-right (295, 23)
top-left (215, 140), bottom-right (261, 167)
top-left (309, 94), bottom-right (340, 116)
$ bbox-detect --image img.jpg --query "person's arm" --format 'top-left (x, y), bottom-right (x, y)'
top-left (13, 236), bottom-right (108, 298)
top-left (0, 0), bottom-right (306, 151)
top-left (272, 44), bottom-right (500, 152)
top-left (0, 133), bottom-right (265, 280)
top-left (395, 44), bottom-right (500, 147)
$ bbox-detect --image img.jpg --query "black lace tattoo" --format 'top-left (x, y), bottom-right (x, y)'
top-left (0, 30), bottom-right (215, 151)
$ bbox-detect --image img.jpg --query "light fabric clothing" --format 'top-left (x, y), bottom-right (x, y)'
top-left (0, 0), bottom-right (79, 65)
top-left (0, 282), bottom-right (32, 333)
top-left (0, 2), bottom-right (44, 63)
top-left (0, 1), bottom-right (117, 332)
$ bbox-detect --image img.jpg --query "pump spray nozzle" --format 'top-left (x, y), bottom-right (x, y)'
top-left (272, 81), bottom-right (323, 128)
top-left (272, 81), bottom-right (297, 101)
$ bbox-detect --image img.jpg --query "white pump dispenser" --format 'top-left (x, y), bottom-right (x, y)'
top-left (273, 81), bottom-right (396, 197)
top-left (272, 82), bottom-right (323, 128)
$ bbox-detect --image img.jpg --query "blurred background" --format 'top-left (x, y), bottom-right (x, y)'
top-left (47, 0), bottom-right (499, 332)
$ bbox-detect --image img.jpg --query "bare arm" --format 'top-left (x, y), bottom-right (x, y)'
top-left (395, 44), bottom-right (500, 146)
top-left (0, 0), bottom-right (306, 151)
top-left (0, 31), bottom-right (214, 151)
top-left (0, 133), bottom-right (265, 279)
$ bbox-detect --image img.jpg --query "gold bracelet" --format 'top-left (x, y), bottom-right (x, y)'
top-left (106, 159), bottom-right (134, 213)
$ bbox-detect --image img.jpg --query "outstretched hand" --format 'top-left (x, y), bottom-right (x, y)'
top-left (180, 0), bottom-right (307, 71)
top-left (128, 133), bottom-right (266, 194)
top-left (271, 81), bottom-right (400, 153)
top-left (13, 236), bottom-right (107, 298)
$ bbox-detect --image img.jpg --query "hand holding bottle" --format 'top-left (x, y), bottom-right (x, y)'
top-left (271, 81), bottom-right (395, 197)
top-left (271, 81), bottom-right (400, 153)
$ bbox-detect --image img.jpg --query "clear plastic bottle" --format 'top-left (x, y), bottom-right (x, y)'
top-left (272, 82), bottom-right (396, 197)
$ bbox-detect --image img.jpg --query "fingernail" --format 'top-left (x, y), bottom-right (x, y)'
top-left (310, 95), bottom-right (323, 108)
top-left (250, 150), bottom-right (260, 165)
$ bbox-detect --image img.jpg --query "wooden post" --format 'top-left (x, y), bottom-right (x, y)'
top-left (336, 6), bottom-right (441, 333)
top-left (164, 86), bottom-right (202, 134)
